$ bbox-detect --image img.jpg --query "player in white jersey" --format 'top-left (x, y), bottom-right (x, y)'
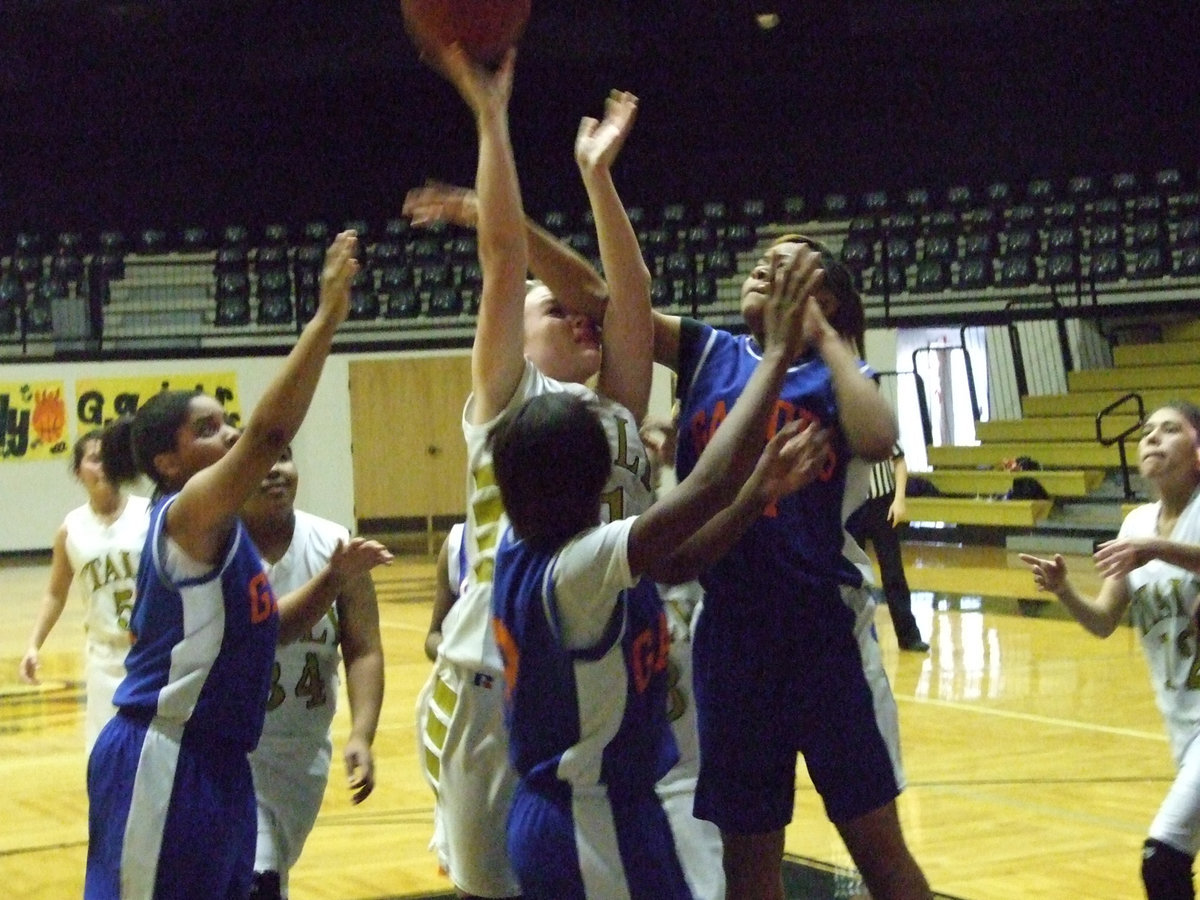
top-left (1021, 401), bottom-right (1200, 900)
top-left (243, 444), bottom-right (386, 900)
top-left (486, 242), bottom-right (827, 897)
top-left (424, 522), bottom-right (467, 664)
top-left (406, 46), bottom-right (656, 898)
top-left (19, 428), bottom-right (150, 752)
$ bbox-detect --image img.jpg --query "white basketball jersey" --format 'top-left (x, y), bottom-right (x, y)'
top-left (258, 510), bottom-right (348, 740)
top-left (1123, 487), bottom-right (1200, 764)
top-left (63, 494), bottom-right (150, 647)
top-left (442, 360), bottom-right (652, 673)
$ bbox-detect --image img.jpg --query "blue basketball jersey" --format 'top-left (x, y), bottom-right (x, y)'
top-left (114, 495), bottom-right (280, 753)
top-left (676, 320), bottom-right (868, 601)
top-left (491, 524), bottom-right (678, 797)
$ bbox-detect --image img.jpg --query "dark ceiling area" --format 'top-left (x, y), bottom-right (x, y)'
top-left (1, 1), bottom-right (1197, 235)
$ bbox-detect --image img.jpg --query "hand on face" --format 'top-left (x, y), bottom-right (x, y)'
top-left (761, 244), bottom-right (824, 359)
top-left (575, 90), bottom-right (638, 175)
top-left (402, 181), bottom-right (478, 229)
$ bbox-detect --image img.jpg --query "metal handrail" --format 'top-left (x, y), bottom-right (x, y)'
top-left (1095, 392), bottom-right (1144, 501)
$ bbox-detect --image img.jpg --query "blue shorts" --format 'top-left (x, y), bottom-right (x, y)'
top-left (692, 586), bottom-right (902, 833)
top-left (85, 712), bottom-right (256, 899)
top-left (507, 778), bottom-right (692, 900)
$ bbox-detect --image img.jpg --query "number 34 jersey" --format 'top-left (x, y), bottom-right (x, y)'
top-left (257, 510), bottom-right (347, 740)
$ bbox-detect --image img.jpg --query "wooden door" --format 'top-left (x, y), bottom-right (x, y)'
top-left (348, 354), bottom-right (472, 525)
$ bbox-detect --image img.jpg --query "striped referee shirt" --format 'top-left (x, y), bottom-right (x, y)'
top-left (867, 442), bottom-right (904, 500)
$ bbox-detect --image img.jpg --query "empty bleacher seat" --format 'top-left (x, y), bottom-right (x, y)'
top-left (1110, 172), bottom-right (1140, 198)
top-left (429, 286), bottom-right (463, 317)
top-left (872, 263), bottom-right (906, 294)
top-left (1090, 196), bottom-right (1124, 224)
top-left (257, 266), bottom-right (294, 326)
top-left (1129, 219), bottom-right (1166, 251)
top-left (348, 270), bottom-right (379, 320)
top-left (1154, 168), bottom-right (1183, 197)
top-left (1047, 200), bottom-right (1078, 224)
top-left (840, 237), bottom-right (873, 272)
top-left (926, 209), bottom-right (959, 235)
top-left (1007, 203), bottom-right (1038, 228)
top-left (962, 232), bottom-right (994, 259)
top-left (882, 236), bottom-right (915, 268)
top-left (962, 206), bottom-right (997, 233)
top-left (1090, 222), bottom-right (1122, 249)
top-left (221, 224), bottom-right (250, 249)
top-left (887, 212), bottom-right (919, 239)
top-left (1131, 246), bottom-right (1166, 279)
top-left (650, 278), bottom-right (672, 308)
top-left (24, 295), bottom-right (52, 333)
top-left (1045, 251), bottom-right (1079, 284)
top-left (700, 201), bottom-right (728, 225)
top-left (1089, 248), bottom-right (1123, 282)
top-left (255, 244), bottom-right (289, 272)
top-left (303, 221), bottom-right (331, 245)
top-left (383, 285), bottom-right (420, 319)
top-left (739, 198), bottom-right (767, 225)
top-left (913, 259), bottom-right (948, 293)
top-left (382, 218), bottom-right (410, 243)
top-left (922, 234), bottom-right (955, 263)
top-left (414, 262), bottom-right (451, 289)
top-left (263, 223), bottom-right (290, 246)
top-left (685, 224), bottom-right (718, 253)
top-left (860, 190), bottom-right (888, 217)
top-left (998, 253), bottom-right (1036, 287)
top-left (1046, 225), bottom-right (1079, 254)
top-left (820, 194), bottom-right (849, 219)
top-left (1026, 177), bottom-right (1055, 207)
top-left (703, 247), bottom-right (737, 277)
top-left (541, 210), bottom-right (568, 232)
top-left (1067, 175), bottom-right (1098, 203)
top-left (179, 226), bottom-right (212, 252)
top-left (693, 275), bottom-right (718, 306)
top-left (0, 275), bottom-right (20, 333)
top-left (955, 254), bottom-right (993, 289)
top-left (1003, 228), bottom-right (1039, 256)
top-left (135, 228), bottom-right (169, 255)
top-left (1174, 245), bottom-right (1200, 276)
top-left (945, 185), bottom-right (972, 210)
top-left (723, 222), bottom-right (756, 250)
top-left (984, 182), bottom-right (1011, 209)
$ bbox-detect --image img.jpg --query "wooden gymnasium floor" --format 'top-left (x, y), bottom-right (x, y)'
top-left (0, 543), bottom-right (1166, 899)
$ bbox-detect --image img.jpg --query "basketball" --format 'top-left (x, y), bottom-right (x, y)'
top-left (401, 0), bottom-right (532, 67)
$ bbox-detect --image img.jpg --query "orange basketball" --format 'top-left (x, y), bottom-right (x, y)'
top-left (401, 0), bottom-right (532, 67)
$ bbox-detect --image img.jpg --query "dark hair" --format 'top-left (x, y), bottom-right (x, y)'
top-left (101, 390), bottom-right (199, 492)
top-left (771, 233), bottom-right (866, 356)
top-left (487, 393), bottom-right (611, 553)
top-left (71, 428), bottom-right (107, 474)
top-left (1159, 400), bottom-right (1200, 438)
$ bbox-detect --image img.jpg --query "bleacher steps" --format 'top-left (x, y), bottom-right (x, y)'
top-left (1113, 340), bottom-right (1200, 367)
top-left (920, 468), bottom-right (1105, 497)
top-left (1068, 363), bottom-right (1200, 392)
top-left (976, 415), bottom-right (1139, 443)
top-left (1022, 388), bottom-right (1200, 418)
top-left (927, 441), bottom-right (1124, 469)
top-left (906, 497), bottom-right (1053, 527)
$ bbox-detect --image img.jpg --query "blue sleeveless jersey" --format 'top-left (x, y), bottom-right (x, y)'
top-left (114, 495), bottom-right (280, 753)
top-left (492, 529), bottom-right (678, 798)
top-left (676, 320), bottom-right (866, 601)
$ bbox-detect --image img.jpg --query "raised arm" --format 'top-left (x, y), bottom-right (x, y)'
top-left (806, 303), bottom-right (897, 462)
top-left (1018, 552), bottom-right (1132, 637)
top-left (432, 46), bottom-right (528, 424)
top-left (576, 91), bottom-right (653, 421)
top-left (168, 232), bottom-right (356, 563)
top-left (628, 246), bottom-right (822, 578)
top-left (338, 571), bottom-right (385, 805)
top-left (19, 525), bottom-right (74, 684)
top-left (404, 182), bottom-right (608, 325)
top-left (274, 537), bottom-right (392, 644)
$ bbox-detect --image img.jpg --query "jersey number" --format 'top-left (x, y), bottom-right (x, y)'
top-left (113, 588), bottom-right (134, 631)
top-left (266, 652), bottom-right (328, 711)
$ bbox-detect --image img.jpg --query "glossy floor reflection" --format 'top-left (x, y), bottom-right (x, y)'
top-left (0, 548), bottom-right (1171, 898)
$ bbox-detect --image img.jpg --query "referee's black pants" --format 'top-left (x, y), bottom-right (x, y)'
top-left (846, 493), bottom-right (923, 647)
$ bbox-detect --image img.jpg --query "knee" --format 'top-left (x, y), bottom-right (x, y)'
top-left (249, 870), bottom-right (282, 900)
top-left (1142, 838), bottom-right (1194, 900)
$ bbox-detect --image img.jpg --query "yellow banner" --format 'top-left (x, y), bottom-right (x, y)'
top-left (74, 373), bottom-right (243, 431)
top-left (0, 381), bottom-right (70, 460)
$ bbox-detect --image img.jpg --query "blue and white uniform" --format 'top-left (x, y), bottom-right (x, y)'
top-left (492, 518), bottom-right (689, 900)
top-left (85, 495), bottom-right (280, 899)
top-left (675, 319), bottom-right (903, 832)
top-left (419, 360), bottom-right (652, 898)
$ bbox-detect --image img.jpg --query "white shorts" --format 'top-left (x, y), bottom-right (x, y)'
top-left (417, 660), bottom-right (520, 897)
top-left (85, 639), bottom-right (127, 754)
top-left (250, 732), bottom-right (332, 894)
top-left (1150, 729), bottom-right (1200, 856)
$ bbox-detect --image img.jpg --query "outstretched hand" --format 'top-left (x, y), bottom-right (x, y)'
top-left (318, 231), bottom-right (360, 327)
top-left (753, 418), bottom-right (831, 503)
top-left (432, 43), bottom-right (516, 121)
top-left (329, 537), bottom-right (393, 589)
top-left (403, 181), bottom-right (479, 229)
top-left (575, 90), bottom-right (638, 176)
top-left (762, 244), bottom-right (824, 359)
top-left (18, 649), bottom-right (40, 685)
top-left (1018, 552), bottom-right (1069, 595)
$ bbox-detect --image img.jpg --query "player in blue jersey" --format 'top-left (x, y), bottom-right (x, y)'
top-left (84, 231), bottom-right (390, 900)
top-left (652, 235), bottom-right (931, 900)
top-left (488, 240), bottom-right (830, 899)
